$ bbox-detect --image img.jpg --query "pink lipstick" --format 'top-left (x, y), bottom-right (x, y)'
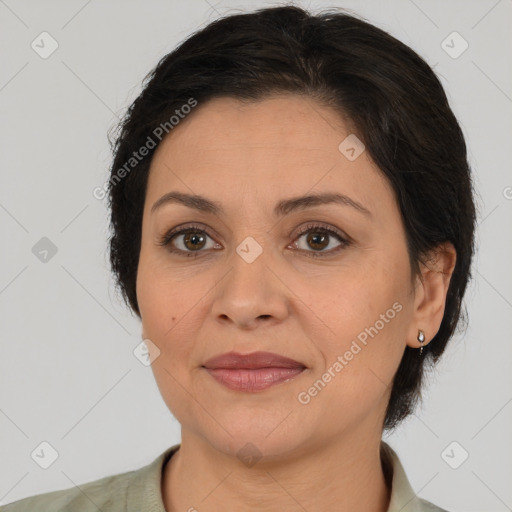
top-left (202, 351), bottom-right (306, 392)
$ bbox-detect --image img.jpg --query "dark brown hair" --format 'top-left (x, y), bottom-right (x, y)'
top-left (106, 5), bottom-right (476, 429)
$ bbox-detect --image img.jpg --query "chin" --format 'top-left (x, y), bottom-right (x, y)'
top-left (209, 433), bottom-right (305, 463)
top-left (193, 412), bottom-right (315, 463)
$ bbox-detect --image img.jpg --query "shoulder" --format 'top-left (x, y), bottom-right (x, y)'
top-left (2, 444), bottom-right (179, 512)
top-left (417, 497), bottom-right (451, 512)
top-left (381, 442), bottom-right (451, 512)
top-left (1, 469), bottom-right (134, 512)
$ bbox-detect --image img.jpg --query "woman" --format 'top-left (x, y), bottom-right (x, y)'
top-left (4, 5), bottom-right (476, 511)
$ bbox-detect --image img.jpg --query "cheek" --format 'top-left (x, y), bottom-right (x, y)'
top-left (297, 285), bottom-right (408, 427)
top-left (299, 259), bottom-right (407, 341)
top-left (294, 253), bottom-right (411, 405)
top-left (137, 259), bottom-right (189, 357)
top-left (138, 248), bottom-right (196, 326)
top-left (137, 264), bottom-right (207, 422)
top-left (136, 257), bottom-right (218, 379)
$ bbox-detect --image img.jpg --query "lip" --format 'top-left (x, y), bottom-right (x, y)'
top-left (202, 351), bottom-right (305, 370)
top-left (202, 351), bottom-right (307, 392)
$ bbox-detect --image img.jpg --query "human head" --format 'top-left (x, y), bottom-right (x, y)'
top-left (107, 5), bottom-right (476, 433)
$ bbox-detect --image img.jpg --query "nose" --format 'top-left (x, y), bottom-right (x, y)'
top-left (210, 244), bottom-right (290, 330)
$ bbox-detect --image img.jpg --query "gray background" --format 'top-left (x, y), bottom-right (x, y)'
top-left (1, 0), bottom-right (511, 510)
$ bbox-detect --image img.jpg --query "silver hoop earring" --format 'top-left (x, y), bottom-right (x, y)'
top-left (417, 330), bottom-right (425, 355)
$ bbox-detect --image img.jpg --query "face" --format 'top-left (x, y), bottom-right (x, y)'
top-left (136, 95), bottom-right (417, 458)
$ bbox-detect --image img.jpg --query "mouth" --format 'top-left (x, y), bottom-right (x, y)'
top-left (202, 351), bottom-right (307, 392)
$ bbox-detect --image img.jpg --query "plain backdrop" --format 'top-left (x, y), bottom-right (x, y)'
top-left (1, 0), bottom-right (511, 510)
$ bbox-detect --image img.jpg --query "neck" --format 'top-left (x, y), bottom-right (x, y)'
top-left (162, 427), bottom-right (391, 512)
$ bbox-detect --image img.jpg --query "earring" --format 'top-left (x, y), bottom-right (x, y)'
top-left (417, 330), bottom-right (425, 355)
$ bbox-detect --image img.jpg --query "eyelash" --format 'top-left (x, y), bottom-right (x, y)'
top-left (157, 222), bottom-right (352, 259)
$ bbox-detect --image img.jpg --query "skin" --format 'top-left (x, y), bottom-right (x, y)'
top-left (136, 95), bottom-right (456, 512)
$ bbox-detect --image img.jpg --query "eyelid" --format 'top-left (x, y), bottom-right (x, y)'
top-left (293, 221), bottom-right (351, 242)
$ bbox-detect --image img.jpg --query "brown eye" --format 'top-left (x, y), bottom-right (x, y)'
top-left (169, 229), bottom-right (216, 253)
top-left (292, 223), bottom-right (351, 258)
top-left (305, 232), bottom-right (330, 251)
top-left (181, 232), bottom-right (207, 251)
top-left (158, 224), bottom-right (219, 257)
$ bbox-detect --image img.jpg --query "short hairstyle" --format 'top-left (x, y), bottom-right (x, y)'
top-left (107, 5), bottom-right (476, 429)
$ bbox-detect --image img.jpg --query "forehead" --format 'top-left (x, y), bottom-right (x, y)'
top-left (145, 94), bottom-right (394, 216)
top-left (157, 94), bottom-right (349, 153)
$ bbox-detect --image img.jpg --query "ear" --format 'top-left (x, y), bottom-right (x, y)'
top-left (406, 242), bottom-right (457, 350)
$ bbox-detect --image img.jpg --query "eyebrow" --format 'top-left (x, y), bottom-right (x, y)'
top-left (151, 191), bottom-right (371, 217)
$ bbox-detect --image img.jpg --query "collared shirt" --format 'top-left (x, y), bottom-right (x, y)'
top-left (2, 442), bottom-right (448, 511)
